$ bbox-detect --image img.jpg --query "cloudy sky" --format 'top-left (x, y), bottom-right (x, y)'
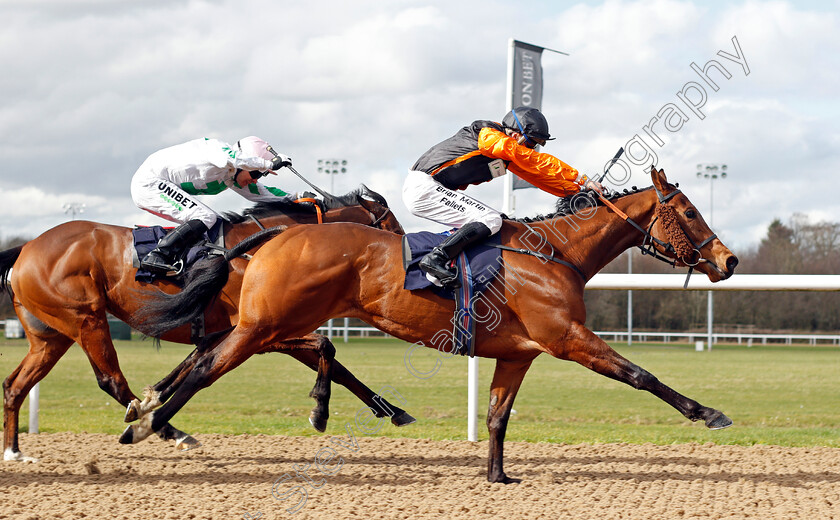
top-left (1, 0), bottom-right (838, 253)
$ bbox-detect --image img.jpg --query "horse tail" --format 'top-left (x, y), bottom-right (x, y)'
top-left (0, 244), bottom-right (26, 302)
top-left (139, 226), bottom-right (286, 338)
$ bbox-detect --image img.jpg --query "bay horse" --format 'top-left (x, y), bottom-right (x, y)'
top-left (127, 167), bottom-right (739, 483)
top-left (1, 186), bottom-right (414, 462)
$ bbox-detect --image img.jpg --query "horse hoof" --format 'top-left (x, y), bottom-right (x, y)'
top-left (119, 417), bottom-right (154, 445)
top-left (705, 410), bottom-right (733, 430)
top-left (309, 413), bottom-right (328, 433)
top-left (4, 448), bottom-right (38, 462)
top-left (119, 425), bottom-right (135, 445)
top-left (175, 435), bottom-right (201, 452)
top-left (488, 472), bottom-right (521, 484)
top-left (391, 411), bottom-right (417, 427)
top-left (124, 399), bottom-right (141, 423)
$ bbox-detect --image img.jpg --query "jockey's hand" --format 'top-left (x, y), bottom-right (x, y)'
top-left (584, 179), bottom-right (605, 195)
top-left (270, 154), bottom-right (292, 170)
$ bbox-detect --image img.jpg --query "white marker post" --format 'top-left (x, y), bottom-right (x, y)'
top-left (467, 357), bottom-right (479, 442)
top-left (28, 383), bottom-right (39, 434)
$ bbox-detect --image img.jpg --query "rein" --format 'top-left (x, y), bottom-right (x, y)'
top-left (489, 223), bottom-right (589, 282)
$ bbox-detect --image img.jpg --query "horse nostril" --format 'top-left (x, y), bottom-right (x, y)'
top-left (726, 255), bottom-right (739, 272)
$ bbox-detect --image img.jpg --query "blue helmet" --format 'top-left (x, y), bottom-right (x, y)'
top-left (502, 107), bottom-right (553, 144)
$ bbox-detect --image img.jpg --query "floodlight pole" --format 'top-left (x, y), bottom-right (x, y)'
top-left (317, 158), bottom-right (347, 196)
top-left (696, 163), bottom-right (728, 351)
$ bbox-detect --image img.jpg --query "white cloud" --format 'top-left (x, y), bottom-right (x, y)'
top-left (0, 0), bottom-right (836, 256)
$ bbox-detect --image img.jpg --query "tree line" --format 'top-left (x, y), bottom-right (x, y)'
top-left (584, 214), bottom-right (840, 333)
top-left (1, 213), bottom-right (838, 333)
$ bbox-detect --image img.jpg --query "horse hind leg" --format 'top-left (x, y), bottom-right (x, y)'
top-left (125, 328), bottom-right (232, 423)
top-left (122, 323), bottom-right (281, 445)
top-left (3, 323), bottom-right (73, 461)
top-left (561, 323), bottom-right (732, 429)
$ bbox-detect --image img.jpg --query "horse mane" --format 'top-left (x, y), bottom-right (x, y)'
top-left (223, 185), bottom-right (387, 225)
top-left (511, 185), bottom-right (663, 223)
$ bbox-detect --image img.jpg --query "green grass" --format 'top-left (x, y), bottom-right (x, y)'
top-left (1, 337), bottom-right (839, 446)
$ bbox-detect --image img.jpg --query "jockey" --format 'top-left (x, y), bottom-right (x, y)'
top-left (131, 136), bottom-right (307, 273)
top-left (403, 107), bottom-right (604, 287)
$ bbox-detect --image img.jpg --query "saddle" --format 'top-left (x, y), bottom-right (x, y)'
top-left (131, 221), bottom-right (224, 285)
top-left (401, 231), bottom-right (502, 357)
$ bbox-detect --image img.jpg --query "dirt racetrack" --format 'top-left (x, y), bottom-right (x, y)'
top-left (2, 433), bottom-right (839, 519)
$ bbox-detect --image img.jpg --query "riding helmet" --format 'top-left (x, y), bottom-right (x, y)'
top-left (502, 107), bottom-right (554, 142)
top-left (237, 136), bottom-right (278, 161)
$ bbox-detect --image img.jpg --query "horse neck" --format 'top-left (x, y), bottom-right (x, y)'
top-left (322, 206), bottom-right (371, 224)
top-left (535, 189), bottom-right (657, 279)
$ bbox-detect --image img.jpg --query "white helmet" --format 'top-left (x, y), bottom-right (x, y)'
top-left (237, 136), bottom-right (277, 161)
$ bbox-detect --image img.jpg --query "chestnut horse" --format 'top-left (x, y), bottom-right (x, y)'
top-left (127, 167), bottom-right (739, 483)
top-left (1, 186), bottom-right (414, 461)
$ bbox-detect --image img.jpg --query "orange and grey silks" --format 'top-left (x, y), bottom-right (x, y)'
top-left (411, 120), bottom-right (585, 197)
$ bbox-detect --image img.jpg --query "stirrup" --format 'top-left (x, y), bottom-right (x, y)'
top-left (140, 254), bottom-right (182, 275)
top-left (170, 259), bottom-right (184, 275)
top-left (419, 255), bottom-right (460, 288)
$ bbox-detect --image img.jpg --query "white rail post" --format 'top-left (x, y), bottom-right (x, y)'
top-left (28, 383), bottom-right (39, 434)
top-left (707, 291), bottom-right (714, 351)
top-left (343, 317), bottom-right (349, 343)
top-left (468, 356), bottom-right (479, 441)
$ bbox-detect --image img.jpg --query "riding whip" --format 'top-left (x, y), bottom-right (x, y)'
top-left (285, 165), bottom-right (340, 206)
top-left (597, 147), bottom-right (625, 184)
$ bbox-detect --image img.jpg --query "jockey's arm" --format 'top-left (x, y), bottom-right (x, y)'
top-left (477, 128), bottom-right (589, 197)
top-left (230, 181), bottom-right (297, 203)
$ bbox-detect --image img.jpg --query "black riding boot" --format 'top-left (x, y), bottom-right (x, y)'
top-left (140, 219), bottom-right (208, 273)
top-left (419, 222), bottom-right (492, 288)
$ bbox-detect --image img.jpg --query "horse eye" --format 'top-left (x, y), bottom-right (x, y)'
top-left (685, 209), bottom-right (696, 219)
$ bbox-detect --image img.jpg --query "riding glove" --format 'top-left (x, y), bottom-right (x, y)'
top-left (271, 154), bottom-right (293, 170)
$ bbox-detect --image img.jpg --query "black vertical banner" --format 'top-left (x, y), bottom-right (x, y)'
top-left (510, 40), bottom-right (544, 190)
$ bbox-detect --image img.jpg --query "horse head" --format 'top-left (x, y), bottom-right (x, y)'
top-left (647, 165), bottom-right (738, 281)
top-left (354, 184), bottom-right (405, 235)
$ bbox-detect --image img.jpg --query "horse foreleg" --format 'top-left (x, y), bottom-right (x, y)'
top-left (272, 335), bottom-right (416, 431)
top-left (328, 359), bottom-right (416, 427)
top-left (561, 323), bottom-right (732, 429)
top-left (486, 357), bottom-right (533, 484)
top-left (259, 334), bottom-right (335, 432)
top-left (3, 332), bottom-right (73, 461)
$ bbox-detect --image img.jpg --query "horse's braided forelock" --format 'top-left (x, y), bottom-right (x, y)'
top-left (654, 203), bottom-right (694, 259)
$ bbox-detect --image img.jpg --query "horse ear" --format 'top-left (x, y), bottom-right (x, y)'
top-left (650, 165), bottom-right (671, 194)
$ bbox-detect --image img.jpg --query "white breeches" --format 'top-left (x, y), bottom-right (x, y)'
top-left (131, 169), bottom-right (218, 229)
top-left (401, 170), bottom-right (503, 234)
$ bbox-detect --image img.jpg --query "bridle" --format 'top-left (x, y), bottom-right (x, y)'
top-left (367, 203), bottom-right (393, 229)
top-left (597, 185), bottom-right (720, 287)
top-left (642, 186), bottom-right (717, 265)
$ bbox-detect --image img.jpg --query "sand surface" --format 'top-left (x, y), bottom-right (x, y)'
top-left (2, 433), bottom-right (840, 519)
